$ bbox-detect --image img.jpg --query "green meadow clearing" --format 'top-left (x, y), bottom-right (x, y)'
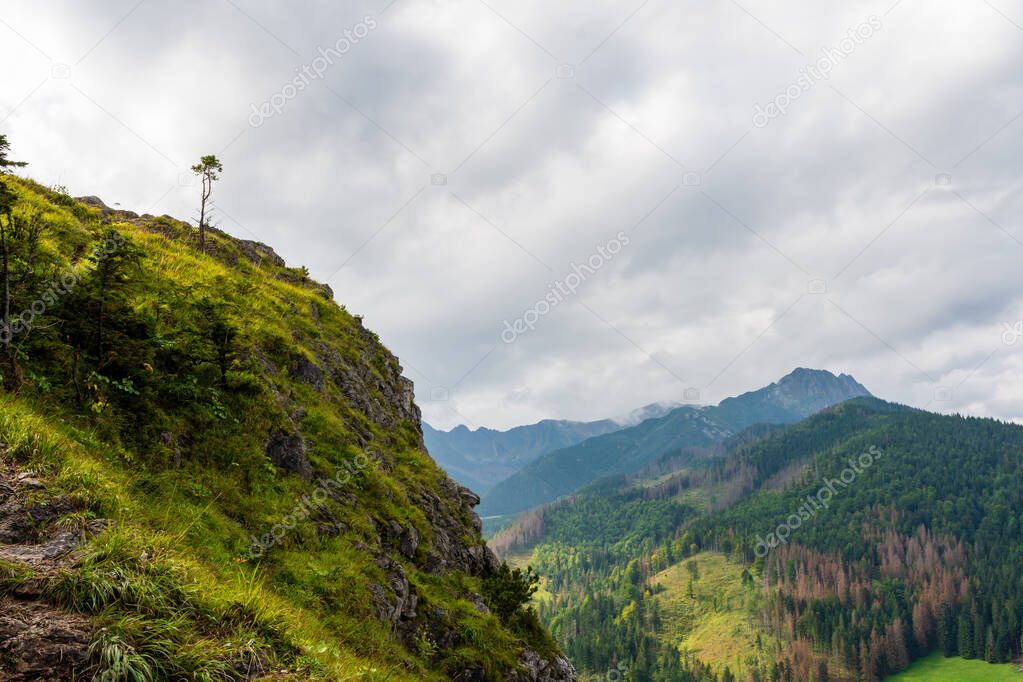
top-left (887, 652), bottom-right (1023, 680)
top-left (651, 551), bottom-right (779, 676)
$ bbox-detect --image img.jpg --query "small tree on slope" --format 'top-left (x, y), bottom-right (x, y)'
top-left (190, 154), bottom-right (223, 253)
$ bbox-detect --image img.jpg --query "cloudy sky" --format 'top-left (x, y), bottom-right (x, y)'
top-left (3, 0), bottom-right (1023, 430)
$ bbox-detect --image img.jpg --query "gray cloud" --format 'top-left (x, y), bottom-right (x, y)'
top-left (3, 0), bottom-right (1023, 429)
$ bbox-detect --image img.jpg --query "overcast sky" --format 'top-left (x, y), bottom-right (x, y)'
top-left (3, 0), bottom-right (1023, 430)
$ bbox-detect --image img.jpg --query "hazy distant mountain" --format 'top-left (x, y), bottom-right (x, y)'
top-left (479, 368), bottom-right (871, 517)
top-left (423, 419), bottom-right (619, 493)
top-left (424, 402), bottom-right (684, 493)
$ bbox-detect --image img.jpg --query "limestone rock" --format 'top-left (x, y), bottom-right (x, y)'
top-left (264, 429), bottom-right (312, 480)
top-left (291, 356), bottom-right (325, 392)
top-left (236, 239), bottom-right (286, 267)
top-left (0, 599), bottom-right (92, 681)
top-left (509, 647), bottom-right (577, 682)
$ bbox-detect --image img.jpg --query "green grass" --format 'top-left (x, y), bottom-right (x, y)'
top-left (887, 652), bottom-right (1023, 680)
top-left (652, 551), bottom-right (776, 676)
top-left (0, 393), bottom-right (419, 680)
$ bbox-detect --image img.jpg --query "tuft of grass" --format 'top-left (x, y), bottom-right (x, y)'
top-left (0, 559), bottom-right (34, 595)
top-left (88, 613), bottom-right (236, 682)
top-left (89, 627), bottom-right (161, 682)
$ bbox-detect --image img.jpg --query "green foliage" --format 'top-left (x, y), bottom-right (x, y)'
top-left (0, 558), bottom-right (33, 595)
top-left (89, 627), bottom-right (160, 682)
top-left (0, 134), bottom-right (26, 173)
top-left (483, 562), bottom-right (539, 624)
top-left (190, 155), bottom-right (223, 181)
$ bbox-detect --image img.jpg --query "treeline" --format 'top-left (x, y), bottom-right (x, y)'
top-left (494, 477), bottom-right (695, 574)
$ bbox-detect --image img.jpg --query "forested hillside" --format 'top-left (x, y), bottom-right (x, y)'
top-left (497, 398), bottom-right (1023, 681)
top-left (686, 398), bottom-right (1023, 679)
top-left (479, 407), bottom-right (729, 517)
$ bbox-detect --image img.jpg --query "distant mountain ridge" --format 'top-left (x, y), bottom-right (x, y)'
top-left (423, 402), bottom-right (681, 493)
top-left (478, 368), bottom-right (871, 517)
top-left (423, 419), bottom-right (618, 493)
top-left (612, 400), bottom-right (683, 427)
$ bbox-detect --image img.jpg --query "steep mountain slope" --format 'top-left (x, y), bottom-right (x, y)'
top-left (0, 176), bottom-right (573, 680)
top-left (422, 419), bottom-right (619, 494)
top-left (479, 369), bottom-right (871, 517)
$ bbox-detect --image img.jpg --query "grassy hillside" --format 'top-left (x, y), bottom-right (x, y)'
top-left (0, 176), bottom-right (567, 680)
top-left (651, 552), bottom-right (778, 676)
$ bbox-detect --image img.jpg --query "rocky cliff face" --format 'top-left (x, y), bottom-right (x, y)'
top-left (326, 334), bottom-right (575, 680)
